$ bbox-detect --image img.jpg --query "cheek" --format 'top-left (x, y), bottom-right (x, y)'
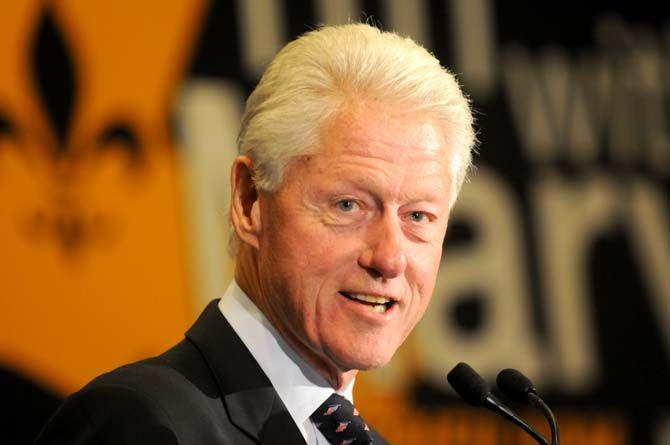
top-left (286, 223), bottom-right (359, 275)
top-left (407, 247), bottom-right (443, 317)
top-left (424, 253), bottom-right (443, 291)
top-left (411, 243), bottom-right (443, 285)
top-left (262, 218), bottom-right (355, 312)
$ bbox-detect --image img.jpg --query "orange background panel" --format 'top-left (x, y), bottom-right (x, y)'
top-left (0, 0), bottom-right (206, 395)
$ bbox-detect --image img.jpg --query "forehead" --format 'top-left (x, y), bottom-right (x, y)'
top-left (319, 104), bottom-right (450, 165)
top-left (308, 105), bottom-right (454, 198)
top-left (275, 104), bottom-right (454, 205)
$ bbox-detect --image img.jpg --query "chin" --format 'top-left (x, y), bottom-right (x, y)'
top-left (352, 357), bottom-right (392, 371)
top-left (328, 345), bottom-right (397, 372)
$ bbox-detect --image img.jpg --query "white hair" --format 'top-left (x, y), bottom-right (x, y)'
top-left (238, 23), bottom-right (475, 199)
top-left (232, 23), bottom-right (476, 252)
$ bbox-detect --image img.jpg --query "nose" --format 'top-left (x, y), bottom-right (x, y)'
top-left (358, 214), bottom-right (407, 279)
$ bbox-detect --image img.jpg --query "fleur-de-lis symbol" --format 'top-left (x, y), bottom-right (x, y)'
top-left (31, 7), bottom-right (143, 165)
top-left (33, 7), bottom-right (76, 155)
top-left (0, 110), bottom-right (17, 140)
top-left (1, 5), bottom-right (148, 256)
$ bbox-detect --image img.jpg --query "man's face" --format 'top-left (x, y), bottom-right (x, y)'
top-left (255, 104), bottom-right (453, 378)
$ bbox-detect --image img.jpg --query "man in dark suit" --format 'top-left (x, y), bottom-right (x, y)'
top-left (37, 22), bottom-right (475, 444)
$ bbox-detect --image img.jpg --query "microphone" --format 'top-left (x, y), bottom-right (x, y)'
top-left (447, 363), bottom-right (549, 445)
top-left (497, 369), bottom-right (560, 445)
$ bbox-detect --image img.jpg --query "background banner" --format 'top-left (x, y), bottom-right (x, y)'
top-left (1, 1), bottom-right (667, 444)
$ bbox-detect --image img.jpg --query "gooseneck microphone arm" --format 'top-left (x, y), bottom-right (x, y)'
top-left (528, 393), bottom-right (559, 445)
top-left (496, 368), bottom-right (560, 445)
top-left (481, 393), bottom-right (550, 445)
top-left (447, 363), bottom-right (549, 445)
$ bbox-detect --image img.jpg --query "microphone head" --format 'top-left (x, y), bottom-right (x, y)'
top-left (496, 368), bottom-right (537, 404)
top-left (447, 362), bottom-right (491, 407)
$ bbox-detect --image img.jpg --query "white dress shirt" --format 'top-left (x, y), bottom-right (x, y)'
top-left (218, 281), bottom-right (355, 444)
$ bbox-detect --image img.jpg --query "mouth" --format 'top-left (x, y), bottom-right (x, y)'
top-left (338, 291), bottom-right (397, 314)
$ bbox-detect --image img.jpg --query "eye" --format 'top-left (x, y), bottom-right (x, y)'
top-left (336, 200), bottom-right (358, 212)
top-left (409, 211), bottom-right (428, 223)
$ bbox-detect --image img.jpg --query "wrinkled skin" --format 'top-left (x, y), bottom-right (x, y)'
top-left (231, 103), bottom-right (454, 390)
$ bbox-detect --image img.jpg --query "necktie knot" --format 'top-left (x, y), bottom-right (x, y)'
top-left (310, 393), bottom-right (373, 444)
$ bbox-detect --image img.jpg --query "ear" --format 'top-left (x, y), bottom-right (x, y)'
top-left (230, 155), bottom-right (262, 249)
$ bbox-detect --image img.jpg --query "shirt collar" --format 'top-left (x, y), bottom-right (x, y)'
top-left (218, 281), bottom-right (355, 440)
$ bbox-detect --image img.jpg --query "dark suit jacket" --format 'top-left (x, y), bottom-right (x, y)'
top-left (36, 300), bottom-right (388, 444)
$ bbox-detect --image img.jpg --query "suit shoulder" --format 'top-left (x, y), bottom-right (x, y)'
top-left (85, 337), bottom-right (218, 405)
top-left (37, 339), bottom-right (216, 444)
top-left (36, 380), bottom-right (179, 444)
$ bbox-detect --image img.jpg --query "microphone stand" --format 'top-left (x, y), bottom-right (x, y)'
top-left (483, 393), bottom-right (549, 445)
top-left (528, 393), bottom-right (559, 445)
top-left (496, 368), bottom-right (560, 445)
top-left (447, 363), bottom-right (550, 445)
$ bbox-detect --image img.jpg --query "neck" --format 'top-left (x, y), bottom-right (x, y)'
top-left (234, 245), bottom-right (357, 391)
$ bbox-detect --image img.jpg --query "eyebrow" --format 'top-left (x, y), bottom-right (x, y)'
top-left (331, 170), bottom-right (448, 206)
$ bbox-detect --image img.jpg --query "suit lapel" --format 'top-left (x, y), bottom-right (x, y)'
top-left (186, 300), bottom-right (305, 444)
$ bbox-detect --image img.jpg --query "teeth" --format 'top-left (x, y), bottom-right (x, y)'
top-left (370, 304), bottom-right (387, 313)
top-left (349, 294), bottom-right (391, 304)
